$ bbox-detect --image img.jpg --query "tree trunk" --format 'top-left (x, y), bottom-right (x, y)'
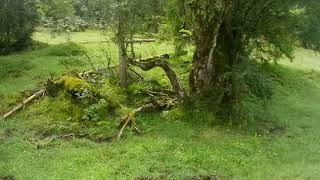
top-left (116, 20), bottom-right (128, 88)
top-left (189, 21), bottom-right (223, 95)
top-left (188, 0), bottom-right (231, 95)
top-left (118, 43), bottom-right (128, 88)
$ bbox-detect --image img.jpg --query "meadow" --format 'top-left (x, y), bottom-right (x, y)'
top-left (0, 30), bottom-right (320, 179)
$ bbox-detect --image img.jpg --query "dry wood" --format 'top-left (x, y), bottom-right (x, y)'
top-left (1, 89), bottom-right (46, 120)
top-left (78, 39), bottom-right (155, 44)
top-left (128, 39), bottom-right (156, 44)
top-left (117, 115), bottom-right (132, 140)
top-left (117, 103), bottom-right (155, 140)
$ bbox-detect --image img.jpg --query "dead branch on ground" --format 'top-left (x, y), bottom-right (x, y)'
top-left (1, 89), bottom-right (46, 121)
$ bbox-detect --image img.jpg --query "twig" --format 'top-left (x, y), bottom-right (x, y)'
top-left (128, 67), bottom-right (144, 80)
top-left (61, 61), bottom-right (73, 74)
top-left (117, 115), bottom-right (132, 140)
top-left (83, 51), bottom-right (95, 70)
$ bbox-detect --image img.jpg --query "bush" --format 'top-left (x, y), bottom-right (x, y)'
top-left (0, 0), bottom-right (38, 54)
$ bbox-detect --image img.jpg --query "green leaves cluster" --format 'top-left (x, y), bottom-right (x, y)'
top-left (0, 0), bottom-right (38, 54)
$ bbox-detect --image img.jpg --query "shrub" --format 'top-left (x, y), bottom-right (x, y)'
top-left (0, 0), bottom-right (38, 54)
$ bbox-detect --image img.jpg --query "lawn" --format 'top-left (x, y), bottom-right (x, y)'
top-left (0, 31), bottom-right (320, 179)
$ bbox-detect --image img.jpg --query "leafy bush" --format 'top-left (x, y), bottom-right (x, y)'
top-left (0, 0), bottom-right (38, 54)
top-left (45, 42), bottom-right (85, 56)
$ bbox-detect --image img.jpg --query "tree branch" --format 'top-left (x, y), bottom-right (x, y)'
top-left (129, 54), bottom-right (187, 101)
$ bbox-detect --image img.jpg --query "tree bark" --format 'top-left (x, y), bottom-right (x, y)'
top-left (189, 20), bottom-right (224, 95)
top-left (116, 20), bottom-right (128, 88)
top-left (118, 43), bottom-right (128, 88)
top-left (188, 0), bottom-right (232, 95)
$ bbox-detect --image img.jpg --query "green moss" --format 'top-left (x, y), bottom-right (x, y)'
top-left (56, 75), bottom-right (91, 93)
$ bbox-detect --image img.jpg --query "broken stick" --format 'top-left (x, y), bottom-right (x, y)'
top-left (117, 103), bottom-right (155, 140)
top-left (1, 89), bottom-right (46, 121)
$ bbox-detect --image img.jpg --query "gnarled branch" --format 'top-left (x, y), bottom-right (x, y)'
top-left (128, 54), bottom-right (187, 101)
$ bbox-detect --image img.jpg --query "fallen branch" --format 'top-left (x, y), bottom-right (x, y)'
top-left (117, 103), bottom-right (155, 140)
top-left (78, 39), bottom-right (155, 44)
top-left (128, 67), bottom-right (144, 80)
top-left (1, 89), bottom-right (46, 121)
top-left (128, 39), bottom-right (156, 44)
top-left (129, 54), bottom-right (187, 101)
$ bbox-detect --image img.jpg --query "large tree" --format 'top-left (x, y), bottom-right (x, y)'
top-left (166, 0), bottom-right (318, 97)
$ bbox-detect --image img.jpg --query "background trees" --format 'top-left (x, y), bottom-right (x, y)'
top-left (298, 0), bottom-right (320, 50)
top-left (161, 0), bottom-right (320, 119)
top-left (0, 0), bottom-right (38, 54)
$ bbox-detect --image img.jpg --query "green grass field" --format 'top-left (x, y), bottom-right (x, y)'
top-left (0, 31), bottom-right (320, 179)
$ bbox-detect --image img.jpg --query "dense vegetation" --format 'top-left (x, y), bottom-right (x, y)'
top-left (0, 0), bottom-right (320, 179)
top-left (0, 0), bottom-right (38, 54)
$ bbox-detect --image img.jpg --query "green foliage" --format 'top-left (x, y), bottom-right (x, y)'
top-left (0, 0), bottom-right (38, 54)
top-left (38, 0), bottom-right (75, 20)
top-left (297, 1), bottom-right (320, 50)
top-left (45, 42), bottom-right (85, 56)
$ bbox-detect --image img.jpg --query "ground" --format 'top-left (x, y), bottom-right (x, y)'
top-left (0, 30), bottom-right (320, 179)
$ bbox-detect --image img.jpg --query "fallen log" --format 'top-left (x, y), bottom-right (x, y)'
top-left (1, 89), bottom-right (46, 121)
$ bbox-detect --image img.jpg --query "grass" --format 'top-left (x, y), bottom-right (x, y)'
top-left (1, 30), bottom-right (320, 179)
